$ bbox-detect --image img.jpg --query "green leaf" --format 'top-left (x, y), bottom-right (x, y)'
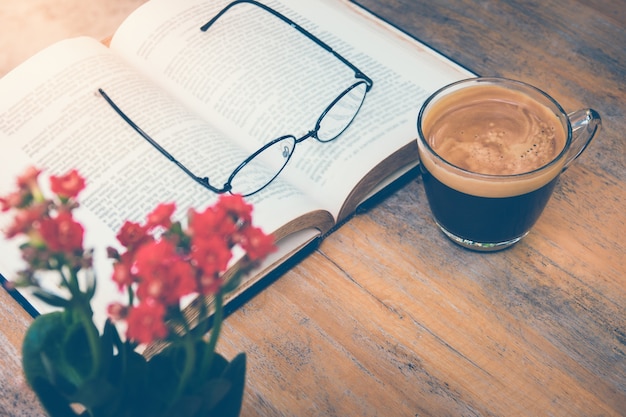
top-left (30, 377), bottom-right (82, 417)
top-left (120, 351), bottom-right (151, 416)
top-left (173, 352), bottom-right (246, 417)
top-left (199, 378), bottom-right (233, 411)
top-left (98, 320), bottom-right (117, 373)
top-left (66, 377), bottom-right (120, 411)
top-left (210, 352), bottom-right (246, 417)
top-left (62, 322), bottom-right (93, 383)
top-left (24, 312), bottom-right (97, 381)
top-left (32, 289), bottom-right (71, 308)
top-left (24, 314), bottom-right (246, 417)
top-left (86, 349), bottom-right (149, 417)
top-left (22, 313), bottom-right (82, 416)
top-left (22, 312), bottom-right (69, 388)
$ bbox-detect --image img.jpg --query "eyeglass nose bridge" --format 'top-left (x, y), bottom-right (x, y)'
top-left (236, 77), bottom-right (368, 195)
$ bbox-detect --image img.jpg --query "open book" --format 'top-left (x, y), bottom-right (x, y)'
top-left (0, 0), bottom-right (472, 325)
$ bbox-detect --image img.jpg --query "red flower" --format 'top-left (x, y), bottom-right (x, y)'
top-left (16, 166), bottom-right (42, 189)
top-left (217, 194), bottom-right (253, 224)
top-left (146, 202), bottom-right (176, 229)
top-left (198, 273), bottom-right (223, 296)
top-left (188, 205), bottom-right (236, 239)
top-left (162, 260), bottom-right (197, 302)
top-left (240, 226), bottom-right (276, 261)
top-left (50, 169), bottom-right (86, 199)
top-left (3, 203), bottom-right (47, 238)
top-left (116, 221), bottom-right (149, 249)
top-left (136, 258), bottom-right (196, 306)
top-left (0, 190), bottom-right (28, 212)
top-left (126, 301), bottom-right (168, 344)
top-left (37, 211), bottom-right (84, 253)
top-left (107, 302), bottom-right (129, 321)
top-left (133, 240), bottom-right (177, 278)
top-left (190, 235), bottom-right (232, 278)
top-left (111, 260), bottom-right (134, 290)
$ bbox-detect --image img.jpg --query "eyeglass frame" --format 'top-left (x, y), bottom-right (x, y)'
top-left (99, 0), bottom-right (373, 196)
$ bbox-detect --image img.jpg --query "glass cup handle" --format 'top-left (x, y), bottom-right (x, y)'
top-left (563, 108), bottom-right (602, 171)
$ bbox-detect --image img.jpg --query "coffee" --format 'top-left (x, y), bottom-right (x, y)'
top-left (426, 85), bottom-right (565, 172)
top-left (420, 84), bottom-right (568, 198)
top-left (417, 77), bottom-right (600, 250)
top-left (419, 168), bottom-right (560, 244)
top-left (418, 80), bottom-right (571, 249)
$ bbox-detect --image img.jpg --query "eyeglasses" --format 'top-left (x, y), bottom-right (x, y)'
top-left (100, 0), bottom-right (373, 197)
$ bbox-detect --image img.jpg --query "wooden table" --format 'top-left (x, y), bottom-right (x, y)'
top-left (1, 0), bottom-right (624, 415)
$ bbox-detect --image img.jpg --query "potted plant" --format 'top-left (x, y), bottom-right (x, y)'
top-left (1, 167), bottom-right (276, 417)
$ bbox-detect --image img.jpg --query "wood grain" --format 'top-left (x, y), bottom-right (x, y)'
top-left (0, 288), bottom-right (45, 417)
top-left (1, 0), bottom-right (624, 416)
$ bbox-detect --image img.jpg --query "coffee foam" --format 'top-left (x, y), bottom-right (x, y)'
top-left (419, 84), bottom-right (568, 197)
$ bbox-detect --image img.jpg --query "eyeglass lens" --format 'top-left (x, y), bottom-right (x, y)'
top-left (231, 135), bottom-right (296, 196)
top-left (316, 81), bottom-right (368, 142)
top-left (230, 80), bottom-right (368, 195)
top-left (100, 1), bottom-right (372, 197)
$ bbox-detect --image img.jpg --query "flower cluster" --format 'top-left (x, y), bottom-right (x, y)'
top-left (2, 166), bottom-right (276, 346)
top-left (1, 167), bottom-right (89, 284)
top-left (2, 166), bottom-right (275, 417)
top-left (107, 195), bottom-right (276, 344)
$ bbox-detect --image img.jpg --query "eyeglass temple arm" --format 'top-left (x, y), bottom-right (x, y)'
top-left (97, 89), bottom-right (231, 194)
top-left (200, 0), bottom-right (373, 91)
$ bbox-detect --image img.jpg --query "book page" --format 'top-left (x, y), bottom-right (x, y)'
top-left (0, 37), bottom-right (332, 322)
top-left (110, 0), bottom-right (472, 219)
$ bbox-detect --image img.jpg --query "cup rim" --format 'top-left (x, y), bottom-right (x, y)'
top-left (417, 76), bottom-right (573, 180)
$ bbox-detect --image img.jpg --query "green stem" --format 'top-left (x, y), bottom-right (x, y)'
top-left (68, 265), bottom-right (81, 296)
top-left (127, 285), bottom-right (134, 307)
top-left (66, 268), bottom-right (102, 380)
top-left (80, 309), bottom-right (102, 379)
top-left (172, 333), bottom-right (196, 403)
top-left (57, 264), bottom-right (73, 294)
top-left (200, 291), bottom-right (224, 376)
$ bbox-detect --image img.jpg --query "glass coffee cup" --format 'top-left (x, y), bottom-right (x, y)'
top-left (417, 77), bottom-right (601, 251)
